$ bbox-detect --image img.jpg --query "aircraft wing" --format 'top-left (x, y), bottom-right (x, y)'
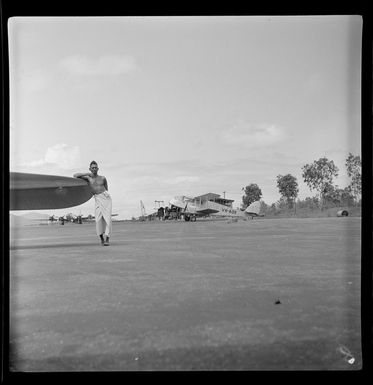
top-left (10, 172), bottom-right (93, 210)
top-left (196, 208), bottom-right (219, 215)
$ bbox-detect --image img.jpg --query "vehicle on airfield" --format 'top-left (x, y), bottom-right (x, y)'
top-left (169, 193), bottom-right (262, 221)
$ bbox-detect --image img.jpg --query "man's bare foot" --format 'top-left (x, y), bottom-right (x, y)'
top-left (104, 236), bottom-right (110, 246)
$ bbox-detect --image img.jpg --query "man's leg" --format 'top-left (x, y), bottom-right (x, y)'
top-left (103, 216), bottom-right (112, 246)
top-left (96, 217), bottom-right (105, 245)
top-left (104, 221), bottom-right (110, 246)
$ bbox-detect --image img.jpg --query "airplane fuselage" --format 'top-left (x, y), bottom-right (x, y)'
top-left (169, 195), bottom-right (254, 221)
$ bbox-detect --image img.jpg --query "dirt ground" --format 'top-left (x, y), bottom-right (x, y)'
top-left (8, 217), bottom-right (361, 371)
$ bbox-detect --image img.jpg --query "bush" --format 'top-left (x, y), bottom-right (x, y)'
top-left (260, 196), bottom-right (361, 218)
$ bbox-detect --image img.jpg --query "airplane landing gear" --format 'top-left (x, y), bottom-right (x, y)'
top-left (183, 214), bottom-right (196, 222)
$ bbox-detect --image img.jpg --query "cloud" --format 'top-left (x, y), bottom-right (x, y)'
top-left (60, 54), bottom-right (137, 76)
top-left (27, 143), bottom-right (81, 170)
top-left (220, 121), bottom-right (284, 148)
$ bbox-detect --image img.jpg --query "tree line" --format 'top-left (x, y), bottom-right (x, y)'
top-left (241, 153), bottom-right (361, 213)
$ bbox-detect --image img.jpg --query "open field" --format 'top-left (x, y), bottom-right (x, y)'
top-left (9, 217), bottom-right (361, 371)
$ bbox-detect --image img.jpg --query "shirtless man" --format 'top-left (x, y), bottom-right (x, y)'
top-left (74, 161), bottom-right (112, 246)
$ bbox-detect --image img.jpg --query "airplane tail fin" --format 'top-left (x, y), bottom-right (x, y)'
top-left (244, 201), bottom-right (261, 216)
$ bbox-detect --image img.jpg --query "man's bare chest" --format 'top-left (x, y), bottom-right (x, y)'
top-left (90, 176), bottom-right (104, 186)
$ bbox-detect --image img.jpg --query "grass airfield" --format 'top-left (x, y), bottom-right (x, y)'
top-left (9, 217), bottom-right (361, 371)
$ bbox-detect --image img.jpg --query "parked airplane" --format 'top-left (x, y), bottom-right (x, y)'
top-left (30, 212), bottom-right (118, 225)
top-left (27, 214), bottom-right (60, 223)
top-left (169, 193), bottom-right (262, 221)
top-left (60, 213), bottom-right (89, 224)
top-left (48, 215), bottom-right (59, 222)
top-left (58, 213), bottom-right (118, 224)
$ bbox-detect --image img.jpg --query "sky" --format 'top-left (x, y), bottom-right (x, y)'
top-left (8, 16), bottom-right (362, 219)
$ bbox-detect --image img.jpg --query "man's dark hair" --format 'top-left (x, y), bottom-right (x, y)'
top-left (90, 161), bottom-right (98, 167)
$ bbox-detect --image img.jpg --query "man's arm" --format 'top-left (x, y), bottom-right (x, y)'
top-left (73, 172), bottom-right (93, 181)
top-left (103, 177), bottom-right (108, 191)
